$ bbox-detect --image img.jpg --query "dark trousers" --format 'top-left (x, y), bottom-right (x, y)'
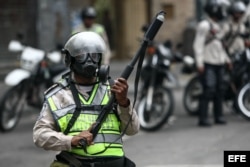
top-left (80, 157), bottom-right (124, 167)
top-left (199, 63), bottom-right (225, 122)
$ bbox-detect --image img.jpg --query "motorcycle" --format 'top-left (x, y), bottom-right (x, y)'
top-left (235, 46), bottom-right (250, 120)
top-left (0, 40), bottom-right (68, 132)
top-left (136, 40), bottom-right (179, 131)
top-left (182, 52), bottom-right (248, 116)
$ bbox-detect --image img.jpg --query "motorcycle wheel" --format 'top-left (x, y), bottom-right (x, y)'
top-left (0, 83), bottom-right (27, 132)
top-left (183, 75), bottom-right (202, 116)
top-left (137, 87), bottom-right (174, 131)
top-left (237, 83), bottom-right (250, 120)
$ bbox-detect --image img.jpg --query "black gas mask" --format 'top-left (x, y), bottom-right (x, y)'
top-left (63, 32), bottom-right (110, 83)
top-left (72, 53), bottom-right (101, 78)
top-left (70, 53), bottom-right (109, 83)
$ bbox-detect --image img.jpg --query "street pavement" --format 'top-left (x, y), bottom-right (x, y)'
top-left (0, 59), bottom-right (250, 167)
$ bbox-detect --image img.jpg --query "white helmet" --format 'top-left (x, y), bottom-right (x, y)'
top-left (63, 32), bottom-right (106, 78)
top-left (64, 32), bottom-right (106, 59)
top-left (230, 1), bottom-right (246, 14)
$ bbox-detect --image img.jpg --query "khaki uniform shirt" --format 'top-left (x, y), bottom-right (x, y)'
top-left (242, 4), bottom-right (250, 26)
top-left (33, 83), bottom-right (140, 151)
top-left (222, 17), bottom-right (246, 55)
top-left (193, 18), bottom-right (231, 68)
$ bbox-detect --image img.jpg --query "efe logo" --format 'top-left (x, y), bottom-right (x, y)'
top-left (224, 151), bottom-right (250, 167)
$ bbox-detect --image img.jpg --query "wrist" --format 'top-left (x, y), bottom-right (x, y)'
top-left (118, 98), bottom-right (130, 108)
top-left (71, 136), bottom-right (79, 147)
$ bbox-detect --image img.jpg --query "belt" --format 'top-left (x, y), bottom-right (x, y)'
top-left (79, 157), bottom-right (124, 167)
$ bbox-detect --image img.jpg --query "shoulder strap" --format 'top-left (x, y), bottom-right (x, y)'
top-left (45, 76), bottom-right (70, 98)
top-left (205, 21), bottom-right (216, 45)
top-left (64, 78), bottom-right (115, 135)
top-left (64, 80), bottom-right (82, 135)
top-left (227, 24), bottom-right (241, 48)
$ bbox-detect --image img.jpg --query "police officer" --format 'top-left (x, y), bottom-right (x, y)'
top-left (223, 1), bottom-right (247, 56)
top-left (72, 6), bottom-right (111, 65)
top-left (241, 0), bottom-right (250, 31)
top-left (33, 32), bottom-right (139, 167)
top-left (193, 0), bottom-right (232, 127)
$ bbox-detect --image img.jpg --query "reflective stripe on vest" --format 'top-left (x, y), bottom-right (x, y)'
top-left (72, 143), bottom-right (124, 157)
top-left (46, 81), bottom-right (124, 157)
top-left (72, 24), bottom-right (104, 36)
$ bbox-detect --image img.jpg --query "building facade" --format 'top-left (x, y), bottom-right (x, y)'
top-left (68, 0), bottom-right (196, 58)
top-left (0, 0), bottom-right (198, 76)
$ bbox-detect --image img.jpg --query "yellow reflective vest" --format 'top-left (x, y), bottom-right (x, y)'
top-left (72, 23), bottom-right (105, 37)
top-left (45, 79), bottom-right (124, 157)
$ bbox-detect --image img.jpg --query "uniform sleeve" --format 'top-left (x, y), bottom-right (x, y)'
top-left (193, 21), bottom-right (209, 68)
top-left (117, 104), bottom-right (140, 136)
top-left (33, 102), bottom-right (73, 151)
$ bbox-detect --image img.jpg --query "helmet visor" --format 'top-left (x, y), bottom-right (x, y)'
top-left (75, 53), bottom-right (101, 63)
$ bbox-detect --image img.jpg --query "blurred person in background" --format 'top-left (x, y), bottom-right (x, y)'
top-left (193, 0), bottom-right (232, 127)
top-left (72, 6), bottom-right (112, 65)
top-left (241, 0), bottom-right (250, 32)
top-left (223, 1), bottom-right (247, 56)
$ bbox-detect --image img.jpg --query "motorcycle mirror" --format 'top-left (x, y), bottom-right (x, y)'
top-left (8, 40), bottom-right (24, 52)
top-left (183, 55), bottom-right (195, 67)
top-left (47, 51), bottom-right (62, 63)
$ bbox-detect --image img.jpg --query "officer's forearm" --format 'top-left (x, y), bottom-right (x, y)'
top-left (118, 106), bottom-right (140, 135)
